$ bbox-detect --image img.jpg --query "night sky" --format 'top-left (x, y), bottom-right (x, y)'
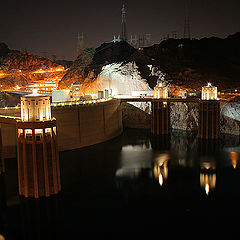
top-left (0, 0), bottom-right (239, 60)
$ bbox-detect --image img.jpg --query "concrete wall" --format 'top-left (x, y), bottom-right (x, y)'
top-left (0, 99), bottom-right (123, 158)
top-left (54, 99), bottom-right (122, 151)
top-left (0, 123), bottom-right (17, 159)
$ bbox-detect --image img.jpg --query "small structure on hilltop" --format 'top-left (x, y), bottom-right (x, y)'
top-left (70, 81), bottom-right (82, 101)
top-left (17, 90), bottom-right (61, 198)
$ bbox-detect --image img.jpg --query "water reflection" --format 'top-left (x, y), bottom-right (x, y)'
top-left (20, 196), bottom-right (61, 240)
top-left (4, 129), bottom-right (240, 237)
top-left (230, 152), bottom-right (238, 168)
top-left (153, 153), bottom-right (168, 186)
top-left (200, 171), bottom-right (216, 195)
top-left (151, 134), bottom-right (170, 151)
top-left (116, 130), bottom-right (240, 198)
top-left (116, 141), bottom-right (152, 179)
top-left (0, 174), bottom-right (6, 240)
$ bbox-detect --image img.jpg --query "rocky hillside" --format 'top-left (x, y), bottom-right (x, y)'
top-left (143, 32), bottom-right (240, 90)
top-left (0, 45), bottom-right (66, 89)
top-left (2, 32), bottom-right (240, 92)
top-left (58, 48), bottom-right (95, 89)
top-left (0, 43), bottom-right (10, 57)
top-left (0, 51), bottom-right (60, 72)
top-left (59, 32), bottom-right (240, 92)
top-left (58, 42), bottom-right (136, 89)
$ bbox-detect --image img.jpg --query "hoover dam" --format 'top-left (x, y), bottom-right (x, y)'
top-left (0, 99), bottom-right (123, 158)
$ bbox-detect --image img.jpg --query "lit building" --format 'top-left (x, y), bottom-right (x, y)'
top-left (199, 83), bottom-right (220, 139)
top-left (23, 78), bottom-right (59, 93)
top-left (17, 92), bottom-right (61, 198)
top-left (52, 90), bottom-right (70, 103)
top-left (20, 92), bottom-right (51, 121)
top-left (152, 82), bottom-right (170, 135)
top-left (201, 83), bottom-right (218, 100)
top-left (154, 81), bottom-right (168, 99)
top-left (70, 81), bottom-right (83, 101)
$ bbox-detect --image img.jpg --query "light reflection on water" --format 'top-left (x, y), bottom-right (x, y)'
top-left (3, 129), bottom-right (240, 238)
top-left (116, 130), bottom-right (240, 197)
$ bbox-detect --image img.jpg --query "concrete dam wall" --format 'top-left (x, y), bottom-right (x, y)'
top-left (0, 99), bottom-right (123, 158)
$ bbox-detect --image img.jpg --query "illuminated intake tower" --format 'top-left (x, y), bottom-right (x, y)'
top-left (198, 83), bottom-right (220, 139)
top-left (151, 82), bottom-right (170, 135)
top-left (17, 92), bottom-right (61, 198)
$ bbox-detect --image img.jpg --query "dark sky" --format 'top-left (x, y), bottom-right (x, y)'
top-left (0, 0), bottom-right (239, 60)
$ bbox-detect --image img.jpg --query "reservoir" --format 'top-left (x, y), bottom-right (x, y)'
top-left (3, 128), bottom-right (240, 239)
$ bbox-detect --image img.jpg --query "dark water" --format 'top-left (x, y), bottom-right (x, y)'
top-left (2, 129), bottom-right (240, 239)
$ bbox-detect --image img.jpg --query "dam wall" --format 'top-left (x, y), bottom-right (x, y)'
top-left (0, 99), bottom-right (123, 158)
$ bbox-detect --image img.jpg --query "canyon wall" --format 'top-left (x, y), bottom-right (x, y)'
top-left (121, 101), bottom-right (240, 136)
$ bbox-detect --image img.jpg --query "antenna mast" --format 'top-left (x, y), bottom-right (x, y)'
top-left (77, 32), bottom-right (84, 54)
top-left (121, 2), bottom-right (127, 41)
top-left (183, 0), bottom-right (191, 39)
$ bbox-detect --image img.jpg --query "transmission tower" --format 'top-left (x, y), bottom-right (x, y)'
top-left (129, 34), bottom-right (138, 48)
top-left (77, 32), bottom-right (84, 54)
top-left (144, 34), bottom-right (151, 47)
top-left (183, 0), bottom-right (191, 39)
top-left (121, 3), bottom-right (127, 41)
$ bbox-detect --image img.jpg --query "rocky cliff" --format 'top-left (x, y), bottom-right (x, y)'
top-left (59, 32), bottom-right (240, 93)
top-left (143, 32), bottom-right (240, 90)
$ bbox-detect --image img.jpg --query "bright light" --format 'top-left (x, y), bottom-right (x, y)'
top-left (202, 83), bottom-right (217, 100)
top-left (0, 234), bottom-right (5, 240)
top-left (32, 89), bottom-right (38, 95)
top-left (230, 152), bottom-right (238, 169)
top-left (205, 183), bottom-right (209, 195)
top-left (159, 173), bottom-right (163, 186)
top-left (35, 129), bottom-right (43, 134)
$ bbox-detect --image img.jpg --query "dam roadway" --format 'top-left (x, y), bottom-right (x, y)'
top-left (118, 97), bottom-right (200, 103)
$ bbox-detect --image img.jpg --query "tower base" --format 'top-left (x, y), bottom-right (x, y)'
top-left (151, 101), bottom-right (170, 135)
top-left (17, 120), bottom-right (61, 198)
top-left (198, 100), bottom-right (220, 139)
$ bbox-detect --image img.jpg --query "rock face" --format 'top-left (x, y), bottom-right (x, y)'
top-left (58, 48), bottom-right (95, 89)
top-left (220, 102), bottom-right (240, 135)
top-left (0, 43), bottom-right (10, 57)
top-left (143, 32), bottom-right (240, 90)
top-left (121, 102), bottom-right (151, 129)
top-left (170, 102), bottom-right (199, 131)
top-left (91, 41), bottom-right (136, 69)
top-left (122, 100), bottom-right (240, 136)
top-left (220, 115), bottom-right (240, 135)
top-left (97, 62), bottom-right (152, 95)
top-left (58, 42), bottom-right (150, 92)
top-left (0, 51), bottom-right (59, 72)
